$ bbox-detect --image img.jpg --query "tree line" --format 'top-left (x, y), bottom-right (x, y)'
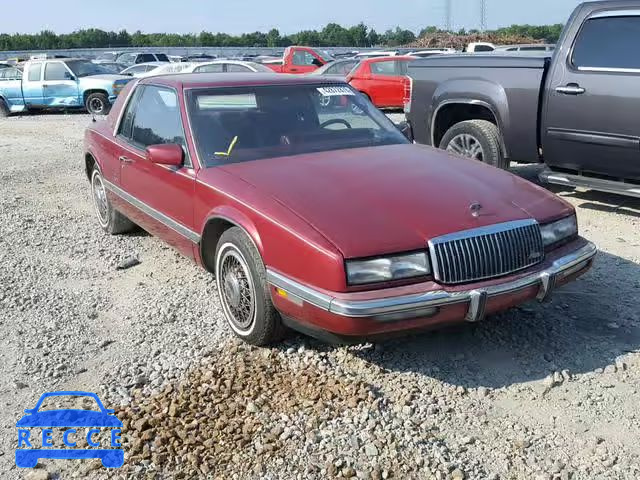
top-left (0, 23), bottom-right (564, 51)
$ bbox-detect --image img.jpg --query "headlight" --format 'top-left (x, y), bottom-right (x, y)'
top-left (540, 215), bottom-right (578, 247)
top-left (346, 252), bottom-right (431, 285)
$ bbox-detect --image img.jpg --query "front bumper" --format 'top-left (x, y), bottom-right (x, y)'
top-left (268, 240), bottom-right (596, 339)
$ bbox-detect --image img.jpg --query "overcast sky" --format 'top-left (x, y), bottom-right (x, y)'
top-left (3, 0), bottom-right (585, 34)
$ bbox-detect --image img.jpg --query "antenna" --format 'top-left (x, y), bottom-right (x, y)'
top-left (480, 0), bottom-right (487, 32)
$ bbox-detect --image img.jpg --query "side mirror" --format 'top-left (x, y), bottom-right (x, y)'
top-left (312, 58), bottom-right (323, 67)
top-left (146, 144), bottom-right (184, 167)
top-left (397, 121), bottom-right (414, 142)
top-left (65, 72), bottom-right (76, 81)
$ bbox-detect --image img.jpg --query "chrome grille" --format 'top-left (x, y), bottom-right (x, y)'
top-left (428, 219), bottom-right (544, 285)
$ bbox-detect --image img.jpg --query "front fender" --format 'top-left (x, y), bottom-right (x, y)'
top-left (200, 205), bottom-right (264, 256)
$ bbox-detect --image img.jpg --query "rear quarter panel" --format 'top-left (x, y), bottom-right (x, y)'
top-left (408, 59), bottom-right (547, 162)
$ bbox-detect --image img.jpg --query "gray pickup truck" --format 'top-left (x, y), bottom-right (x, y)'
top-left (406, 0), bottom-right (640, 198)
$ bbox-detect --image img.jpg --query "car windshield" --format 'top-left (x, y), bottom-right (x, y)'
top-left (316, 50), bottom-right (335, 62)
top-left (187, 84), bottom-right (408, 166)
top-left (66, 60), bottom-right (112, 77)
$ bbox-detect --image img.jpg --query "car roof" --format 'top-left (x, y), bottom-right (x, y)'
top-left (140, 73), bottom-right (347, 88)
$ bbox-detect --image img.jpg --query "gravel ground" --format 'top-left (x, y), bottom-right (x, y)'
top-left (0, 113), bottom-right (639, 480)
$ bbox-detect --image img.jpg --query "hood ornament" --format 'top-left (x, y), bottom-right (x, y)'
top-left (469, 202), bottom-right (482, 217)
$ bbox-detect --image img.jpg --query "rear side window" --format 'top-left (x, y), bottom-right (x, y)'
top-left (28, 63), bottom-right (42, 81)
top-left (370, 60), bottom-right (397, 75)
top-left (194, 64), bottom-right (223, 73)
top-left (44, 62), bottom-right (69, 81)
top-left (572, 15), bottom-right (640, 69)
top-left (226, 64), bottom-right (251, 73)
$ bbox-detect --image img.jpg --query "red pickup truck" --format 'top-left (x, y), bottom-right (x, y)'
top-left (264, 46), bottom-right (332, 74)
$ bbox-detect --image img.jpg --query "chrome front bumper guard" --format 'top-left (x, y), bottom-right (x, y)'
top-left (267, 242), bottom-right (597, 323)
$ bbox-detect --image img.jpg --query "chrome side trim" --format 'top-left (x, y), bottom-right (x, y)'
top-left (103, 179), bottom-right (201, 243)
top-left (266, 242), bottom-right (596, 319)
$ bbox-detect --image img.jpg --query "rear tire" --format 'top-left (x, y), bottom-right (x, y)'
top-left (439, 120), bottom-right (508, 169)
top-left (0, 98), bottom-right (9, 117)
top-left (215, 227), bottom-right (286, 346)
top-left (85, 92), bottom-right (111, 116)
top-left (90, 168), bottom-right (135, 234)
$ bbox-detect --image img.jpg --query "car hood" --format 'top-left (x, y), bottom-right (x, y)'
top-left (220, 144), bottom-right (573, 258)
top-left (16, 409), bottom-right (122, 428)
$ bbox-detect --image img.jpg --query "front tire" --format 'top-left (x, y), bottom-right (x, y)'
top-left (215, 227), bottom-right (285, 345)
top-left (90, 168), bottom-right (135, 234)
top-left (439, 120), bottom-right (508, 169)
top-left (85, 92), bottom-right (111, 116)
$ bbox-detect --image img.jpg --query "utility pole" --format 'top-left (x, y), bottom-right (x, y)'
top-left (480, 0), bottom-right (487, 32)
top-left (445, 0), bottom-right (453, 31)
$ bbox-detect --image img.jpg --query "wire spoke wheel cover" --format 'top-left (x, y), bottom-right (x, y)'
top-left (217, 244), bottom-right (257, 334)
top-left (447, 133), bottom-right (484, 161)
top-left (91, 171), bottom-right (109, 227)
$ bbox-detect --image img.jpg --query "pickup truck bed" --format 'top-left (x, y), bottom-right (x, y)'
top-left (407, 54), bottom-right (550, 164)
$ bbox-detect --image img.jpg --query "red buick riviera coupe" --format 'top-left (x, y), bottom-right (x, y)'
top-left (84, 74), bottom-right (596, 345)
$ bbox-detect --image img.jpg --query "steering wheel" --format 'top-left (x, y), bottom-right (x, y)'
top-left (320, 118), bottom-right (352, 129)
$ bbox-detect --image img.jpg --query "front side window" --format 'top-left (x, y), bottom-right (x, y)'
top-left (44, 62), bottom-right (70, 81)
top-left (572, 15), bottom-right (640, 69)
top-left (28, 63), bottom-right (42, 81)
top-left (130, 86), bottom-right (186, 148)
top-left (187, 84), bottom-right (408, 166)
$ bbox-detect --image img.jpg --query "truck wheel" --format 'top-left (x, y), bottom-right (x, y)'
top-left (439, 120), bottom-right (508, 169)
top-left (215, 227), bottom-right (286, 346)
top-left (85, 93), bottom-right (111, 116)
top-left (0, 98), bottom-right (9, 117)
top-left (91, 167), bottom-right (136, 234)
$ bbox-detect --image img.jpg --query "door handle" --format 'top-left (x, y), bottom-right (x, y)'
top-left (290, 68), bottom-right (299, 72)
top-left (119, 156), bottom-right (134, 164)
top-left (555, 84), bottom-right (585, 95)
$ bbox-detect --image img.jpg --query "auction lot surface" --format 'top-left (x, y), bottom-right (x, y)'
top-left (1, 114), bottom-right (639, 480)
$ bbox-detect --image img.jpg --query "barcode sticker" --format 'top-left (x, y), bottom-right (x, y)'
top-left (317, 86), bottom-right (354, 96)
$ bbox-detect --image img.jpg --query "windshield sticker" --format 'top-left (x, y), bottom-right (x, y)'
top-left (317, 86), bottom-right (354, 96)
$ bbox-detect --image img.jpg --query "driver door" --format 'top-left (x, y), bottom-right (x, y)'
top-left (42, 62), bottom-right (80, 107)
top-left (115, 85), bottom-right (197, 258)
